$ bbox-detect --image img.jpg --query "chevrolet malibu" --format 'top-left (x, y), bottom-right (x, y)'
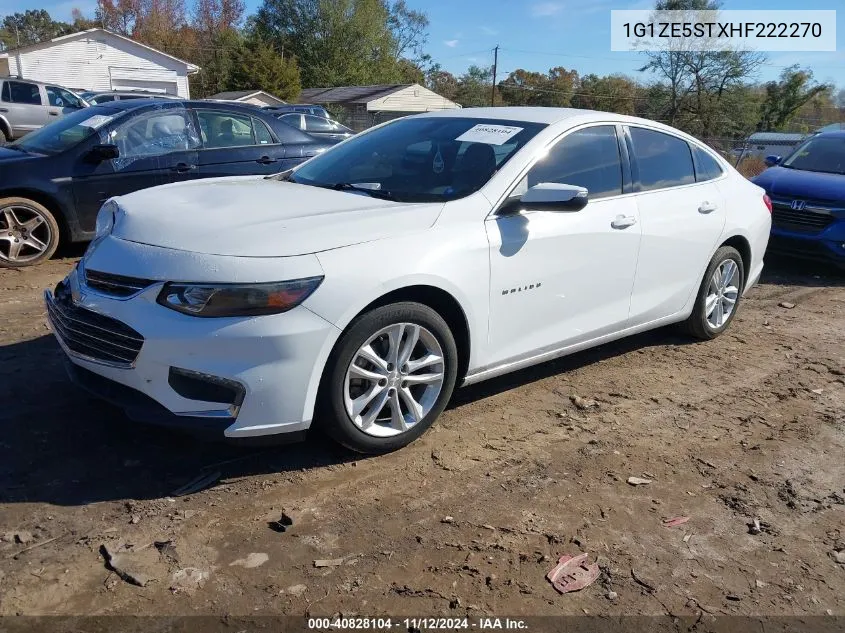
top-left (45, 108), bottom-right (772, 453)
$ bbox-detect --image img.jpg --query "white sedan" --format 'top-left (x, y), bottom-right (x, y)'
top-left (45, 108), bottom-right (772, 453)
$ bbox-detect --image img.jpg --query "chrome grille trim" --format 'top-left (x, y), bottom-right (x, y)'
top-left (771, 206), bottom-right (834, 233)
top-left (45, 290), bottom-right (144, 368)
top-left (83, 268), bottom-right (156, 298)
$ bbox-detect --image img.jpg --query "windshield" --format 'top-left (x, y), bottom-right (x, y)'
top-left (289, 117), bottom-right (546, 202)
top-left (13, 106), bottom-right (119, 155)
top-left (782, 136), bottom-right (845, 175)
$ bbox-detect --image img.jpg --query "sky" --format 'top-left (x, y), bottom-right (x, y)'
top-left (3, 0), bottom-right (844, 90)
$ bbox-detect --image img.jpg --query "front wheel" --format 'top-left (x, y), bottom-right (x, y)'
top-left (318, 302), bottom-right (458, 454)
top-left (0, 197), bottom-right (60, 268)
top-left (683, 245), bottom-right (745, 340)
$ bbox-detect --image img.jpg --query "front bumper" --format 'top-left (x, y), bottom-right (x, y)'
top-left (45, 264), bottom-right (339, 439)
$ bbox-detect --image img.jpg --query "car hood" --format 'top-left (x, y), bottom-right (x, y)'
top-left (111, 176), bottom-right (443, 257)
top-left (0, 146), bottom-right (42, 164)
top-left (752, 166), bottom-right (845, 202)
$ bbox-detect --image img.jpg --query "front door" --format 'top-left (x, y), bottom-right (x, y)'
top-left (72, 107), bottom-right (200, 232)
top-left (194, 109), bottom-right (290, 177)
top-left (486, 124), bottom-right (641, 367)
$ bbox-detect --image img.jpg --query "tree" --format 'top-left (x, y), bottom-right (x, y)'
top-left (250, 0), bottom-right (429, 87)
top-left (228, 38), bottom-right (301, 101)
top-left (638, 0), bottom-right (766, 137)
top-left (757, 66), bottom-right (831, 131)
top-left (1, 10), bottom-right (70, 48)
top-left (574, 74), bottom-right (639, 115)
top-left (497, 66), bottom-right (577, 107)
top-left (426, 68), bottom-right (459, 101)
top-left (97, 0), bottom-right (140, 35)
top-left (454, 65), bottom-right (492, 107)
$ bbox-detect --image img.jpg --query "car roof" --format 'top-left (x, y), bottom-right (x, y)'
top-left (813, 130), bottom-right (845, 139)
top-left (87, 99), bottom-right (269, 114)
top-left (415, 106), bottom-right (717, 146)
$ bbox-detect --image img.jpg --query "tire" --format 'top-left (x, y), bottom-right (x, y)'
top-left (0, 126), bottom-right (8, 145)
top-left (318, 301), bottom-right (458, 454)
top-left (0, 197), bottom-right (61, 268)
top-left (683, 246), bottom-right (745, 340)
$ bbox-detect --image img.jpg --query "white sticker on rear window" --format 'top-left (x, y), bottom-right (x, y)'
top-left (78, 114), bottom-right (115, 129)
top-left (456, 124), bottom-right (524, 146)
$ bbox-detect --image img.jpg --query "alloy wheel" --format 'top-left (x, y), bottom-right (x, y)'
top-left (343, 323), bottom-right (445, 437)
top-left (0, 204), bottom-right (53, 264)
top-left (705, 258), bottom-right (739, 329)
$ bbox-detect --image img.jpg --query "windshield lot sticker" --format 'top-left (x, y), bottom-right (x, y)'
top-left (78, 115), bottom-right (115, 129)
top-left (456, 124), bottom-right (523, 146)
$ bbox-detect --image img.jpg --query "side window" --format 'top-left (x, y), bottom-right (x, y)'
top-left (93, 95), bottom-right (115, 103)
top-left (1, 82), bottom-right (9, 102)
top-left (303, 115), bottom-right (334, 133)
top-left (526, 125), bottom-right (623, 199)
top-left (7, 81), bottom-right (42, 105)
top-left (196, 110), bottom-right (256, 148)
top-left (692, 145), bottom-right (724, 182)
top-left (111, 110), bottom-right (200, 162)
top-left (278, 113), bottom-right (303, 129)
top-left (252, 118), bottom-right (274, 144)
top-left (46, 86), bottom-right (84, 109)
top-left (629, 127), bottom-right (695, 191)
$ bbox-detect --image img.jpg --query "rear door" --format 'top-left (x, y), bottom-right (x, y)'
top-left (194, 108), bottom-right (288, 177)
top-left (72, 106), bottom-right (201, 230)
top-left (0, 80), bottom-right (48, 137)
top-left (626, 126), bottom-right (727, 325)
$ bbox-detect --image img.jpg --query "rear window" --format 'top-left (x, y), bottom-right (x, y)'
top-left (630, 127), bottom-right (695, 191)
top-left (692, 145), bottom-right (724, 182)
top-left (2, 81), bottom-right (42, 105)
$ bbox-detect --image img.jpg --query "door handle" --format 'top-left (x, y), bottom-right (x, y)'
top-left (172, 162), bottom-right (197, 173)
top-left (611, 215), bottom-right (637, 229)
top-left (256, 155), bottom-right (278, 164)
top-left (0, 108), bottom-right (8, 113)
top-left (48, 111), bottom-right (59, 116)
top-left (698, 201), bottom-right (718, 214)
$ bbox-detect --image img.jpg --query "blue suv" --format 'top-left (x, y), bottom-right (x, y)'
top-left (752, 130), bottom-right (845, 268)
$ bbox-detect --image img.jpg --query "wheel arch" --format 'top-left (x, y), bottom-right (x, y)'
top-left (719, 233), bottom-right (752, 286)
top-left (302, 282), bottom-right (474, 427)
top-left (0, 116), bottom-right (11, 141)
top-left (0, 188), bottom-right (72, 243)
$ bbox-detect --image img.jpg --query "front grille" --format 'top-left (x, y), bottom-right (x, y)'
top-left (83, 268), bottom-right (155, 298)
top-left (46, 286), bottom-right (144, 367)
top-left (771, 205), bottom-right (834, 233)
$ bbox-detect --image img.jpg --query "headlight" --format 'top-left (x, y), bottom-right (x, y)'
top-left (94, 201), bottom-right (117, 239)
top-left (157, 277), bottom-right (324, 317)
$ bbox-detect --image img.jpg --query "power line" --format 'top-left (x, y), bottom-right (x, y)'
top-left (499, 46), bottom-right (845, 72)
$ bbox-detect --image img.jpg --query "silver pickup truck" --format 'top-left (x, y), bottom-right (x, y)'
top-left (0, 78), bottom-right (87, 143)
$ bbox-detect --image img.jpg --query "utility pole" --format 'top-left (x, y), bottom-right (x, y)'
top-left (490, 45), bottom-right (498, 107)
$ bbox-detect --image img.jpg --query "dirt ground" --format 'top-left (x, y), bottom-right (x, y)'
top-left (1, 250), bottom-right (843, 624)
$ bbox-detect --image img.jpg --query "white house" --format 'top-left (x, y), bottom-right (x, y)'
top-left (0, 29), bottom-right (199, 98)
top-left (298, 83), bottom-right (460, 131)
top-left (208, 90), bottom-right (286, 107)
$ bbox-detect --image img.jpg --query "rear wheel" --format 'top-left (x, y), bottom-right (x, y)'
top-left (0, 197), bottom-right (60, 268)
top-left (0, 127), bottom-right (9, 145)
top-left (683, 245), bottom-right (745, 340)
top-left (319, 302), bottom-right (458, 454)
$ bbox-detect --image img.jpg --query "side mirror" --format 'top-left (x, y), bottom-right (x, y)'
top-left (500, 182), bottom-right (589, 214)
top-left (764, 155), bottom-right (781, 167)
top-left (88, 144), bottom-right (120, 162)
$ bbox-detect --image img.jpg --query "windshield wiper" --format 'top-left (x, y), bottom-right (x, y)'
top-left (3, 144), bottom-right (27, 152)
top-left (328, 182), bottom-right (399, 201)
top-left (266, 168), bottom-right (294, 181)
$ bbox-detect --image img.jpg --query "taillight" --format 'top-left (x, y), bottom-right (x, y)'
top-left (763, 194), bottom-right (772, 214)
